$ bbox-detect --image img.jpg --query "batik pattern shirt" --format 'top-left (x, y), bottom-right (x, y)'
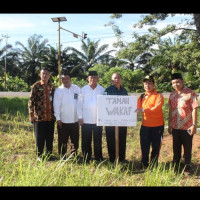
top-left (28, 81), bottom-right (55, 122)
top-left (168, 87), bottom-right (198, 130)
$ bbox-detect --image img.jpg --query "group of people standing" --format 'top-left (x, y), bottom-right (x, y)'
top-left (28, 68), bottom-right (199, 171)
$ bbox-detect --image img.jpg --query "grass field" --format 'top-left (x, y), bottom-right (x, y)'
top-left (0, 97), bottom-right (200, 187)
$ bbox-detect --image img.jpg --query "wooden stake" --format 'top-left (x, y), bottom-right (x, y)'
top-left (115, 126), bottom-right (119, 161)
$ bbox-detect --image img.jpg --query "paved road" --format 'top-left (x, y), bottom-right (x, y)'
top-left (0, 92), bottom-right (199, 98)
top-left (0, 92), bottom-right (171, 98)
top-left (0, 92), bottom-right (30, 98)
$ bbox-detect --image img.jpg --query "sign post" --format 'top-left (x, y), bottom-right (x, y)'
top-left (115, 126), bottom-right (119, 161)
top-left (97, 95), bottom-right (137, 162)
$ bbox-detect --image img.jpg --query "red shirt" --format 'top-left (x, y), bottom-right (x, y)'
top-left (168, 87), bottom-right (198, 130)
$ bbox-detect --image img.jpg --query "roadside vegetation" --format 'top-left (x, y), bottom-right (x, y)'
top-left (0, 97), bottom-right (200, 186)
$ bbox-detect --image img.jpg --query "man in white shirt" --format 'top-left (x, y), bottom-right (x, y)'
top-left (54, 72), bottom-right (81, 158)
top-left (77, 71), bottom-right (105, 162)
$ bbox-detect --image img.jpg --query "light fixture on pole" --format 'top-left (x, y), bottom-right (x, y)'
top-left (51, 17), bottom-right (67, 85)
top-left (51, 16), bottom-right (87, 84)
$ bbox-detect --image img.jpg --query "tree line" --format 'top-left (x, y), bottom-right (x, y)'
top-left (0, 14), bottom-right (200, 93)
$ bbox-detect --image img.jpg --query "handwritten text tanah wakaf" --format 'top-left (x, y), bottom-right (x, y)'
top-left (105, 97), bottom-right (132, 116)
top-left (97, 95), bottom-right (137, 127)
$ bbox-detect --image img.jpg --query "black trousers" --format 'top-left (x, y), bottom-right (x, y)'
top-left (172, 129), bottom-right (193, 165)
top-left (140, 125), bottom-right (164, 167)
top-left (81, 123), bottom-right (103, 162)
top-left (33, 121), bottom-right (55, 157)
top-left (57, 122), bottom-right (79, 156)
top-left (105, 126), bottom-right (127, 162)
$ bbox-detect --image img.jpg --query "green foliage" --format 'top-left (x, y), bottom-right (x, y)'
top-left (71, 77), bottom-right (88, 88)
top-left (90, 65), bottom-right (145, 92)
top-left (0, 97), bottom-right (29, 121)
top-left (0, 74), bottom-right (29, 92)
top-left (51, 75), bottom-right (59, 89)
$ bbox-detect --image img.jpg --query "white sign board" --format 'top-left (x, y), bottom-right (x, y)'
top-left (97, 95), bottom-right (137, 127)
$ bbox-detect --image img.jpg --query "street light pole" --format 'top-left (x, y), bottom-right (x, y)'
top-left (51, 17), bottom-right (67, 85)
top-left (51, 16), bottom-right (87, 85)
top-left (58, 21), bottom-right (61, 85)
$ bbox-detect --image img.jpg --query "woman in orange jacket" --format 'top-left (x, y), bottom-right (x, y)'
top-left (135, 75), bottom-right (164, 169)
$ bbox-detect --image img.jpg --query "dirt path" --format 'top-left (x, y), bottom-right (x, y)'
top-left (160, 133), bottom-right (200, 165)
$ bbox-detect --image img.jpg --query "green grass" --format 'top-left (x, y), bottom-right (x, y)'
top-left (0, 97), bottom-right (200, 186)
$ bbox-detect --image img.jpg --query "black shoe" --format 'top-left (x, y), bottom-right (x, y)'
top-left (140, 163), bottom-right (149, 170)
top-left (184, 164), bottom-right (191, 172)
top-left (95, 157), bottom-right (104, 162)
top-left (47, 155), bottom-right (58, 161)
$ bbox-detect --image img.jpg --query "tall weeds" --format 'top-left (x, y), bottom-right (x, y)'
top-left (0, 97), bottom-right (199, 186)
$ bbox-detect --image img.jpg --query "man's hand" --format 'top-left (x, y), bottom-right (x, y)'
top-left (168, 126), bottom-right (172, 135)
top-left (57, 120), bottom-right (62, 128)
top-left (78, 119), bottom-right (83, 126)
top-left (187, 125), bottom-right (196, 136)
top-left (135, 108), bottom-right (144, 113)
top-left (29, 114), bottom-right (35, 123)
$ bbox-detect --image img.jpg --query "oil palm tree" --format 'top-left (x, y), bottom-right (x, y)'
top-left (42, 45), bottom-right (59, 77)
top-left (15, 34), bottom-right (49, 86)
top-left (66, 38), bottom-right (116, 74)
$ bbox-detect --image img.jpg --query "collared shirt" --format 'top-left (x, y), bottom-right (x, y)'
top-left (53, 84), bottom-right (81, 123)
top-left (137, 89), bottom-right (164, 127)
top-left (104, 85), bottom-right (128, 96)
top-left (168, 87), bottom-right (198, 130)
top-left (28, 81), bottom-right (55, 122)
top-left (77, 84), bottom-right (105, 124)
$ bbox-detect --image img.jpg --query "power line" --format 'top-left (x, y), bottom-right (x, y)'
top-left (3, 31), bottom-right (141, 39)
top-left (0, 30), bottom-right (150, 48)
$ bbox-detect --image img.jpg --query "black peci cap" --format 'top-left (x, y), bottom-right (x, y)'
top-left (171, 73), bottom-right (183, 81)
top-left (88, 71), bottom-right (98, 76)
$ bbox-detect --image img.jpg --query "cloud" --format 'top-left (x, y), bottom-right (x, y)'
top-left (0, 16), bottom-right (35, 31)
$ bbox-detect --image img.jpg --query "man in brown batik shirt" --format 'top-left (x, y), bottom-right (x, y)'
top-left (28, 67), bottom-right (55, 161)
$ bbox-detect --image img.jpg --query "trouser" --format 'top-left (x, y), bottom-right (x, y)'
top-left (105, 126), bottom-right (127, 162)
top-left (140, 125), bottom-right (164, 167)
top-left (81, 123), bottom-right (103, 162)
top-left (57, 122), bottom-right (79, 156)
top-left (33, 121), bottom-right (55, 157)
top-left (172, 129), bottom-right (193, 165)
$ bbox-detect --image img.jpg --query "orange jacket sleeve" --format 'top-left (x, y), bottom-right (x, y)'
top-left (144, 93), bottom-right (164, 114)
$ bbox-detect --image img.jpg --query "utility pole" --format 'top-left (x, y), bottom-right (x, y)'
top-left (2, 34), bottom-right (10, 90)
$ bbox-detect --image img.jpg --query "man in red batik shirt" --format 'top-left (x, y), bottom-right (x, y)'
top-left (168, 73), bottom-right (198, 171)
